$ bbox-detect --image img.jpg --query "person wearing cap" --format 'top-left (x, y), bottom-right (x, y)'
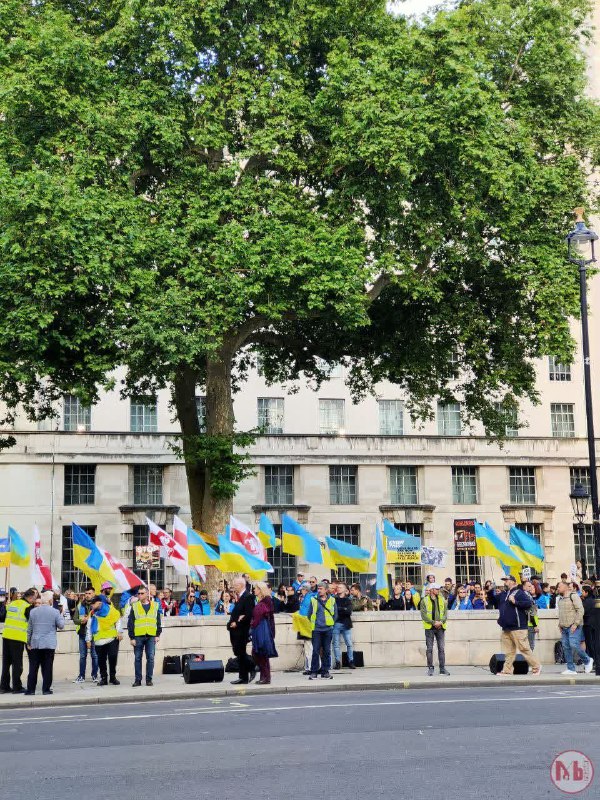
top-left (1, 587), bottom-right (36, 694)
top-left (86, 595), bottom-right (123, 686)
top-left (128, 585), bottom-right (162, 687)
top-left (419, 584), bottom-right (450, 676)
top-left (492, 575), bottom-right (541, 676)
top-left (308, 582), bottom-right (337, 679)
top-left (292, 572), bottom-right (305, 593)
top-left (100, 581), bottom-right (114, 599)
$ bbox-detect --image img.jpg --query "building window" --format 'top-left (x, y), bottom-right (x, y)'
top-left (64, 465), bottom-right (96, 505)
top-left (452, 466), bottom-right (479, 504)
top-left (329, 466), bottom-right (358, 505)
top-left (133, 465), bottom-right (163, 505)
top-left (316, 359), bottom-right (343, 378)
top-left (551, 403), bottom-right (575, 438)
top-left (509, 467), bottom-right (536, 504)
top-left (570, 467), bottom-right (591, 494)
top-left (264, 466), bottom-right (294, 505)
top-left (133, 524), bottom-right (165, 586)
top-left (549, 357), bottom-right (571, 382)
top-left (63, 395), bottom-right (91, 432)
top-left (196, 396), bottom-right (206, 431)
top-left (573, 524), bottom-right (597, 579)
top-left (391, 522), bottom-right (423, 584)
top-left (62, 524), bottom-right (96, 591)
top-left (516, 523), bottom-right (544, 578)
top-left (379, 400), bottom-right (404, 435)
top-left (330, 524), bottom-right (362, 584)
top-left (130, 398), bottom-right (158, 433)
top-left (319, 399), bottom-right (345, 434)
top-left (257, 398), bottom-right (284, 434)
top-left (492, 402), bottom-right (519, 437)
top-left (437, 402), bottom-right (461, 436)
top-left (268, 525), bottom-right (298, 587)
top-left (390, 466), bottom-right (418, 504)
top-left (454, 546), bottom-right (482, 585)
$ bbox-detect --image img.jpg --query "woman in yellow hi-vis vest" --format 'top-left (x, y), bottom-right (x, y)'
top-left (1, 588), bottom-right (36, 694)
top-left (86, 596), bottom-right (123, 686)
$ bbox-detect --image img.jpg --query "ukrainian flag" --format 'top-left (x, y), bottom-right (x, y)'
top-left (375, 524), bottom-right (390, 601)
top-left (8, 526), bottom-right (30, 567)
top-left (281, 515), bottom-right (323, 564)
top-left (187, 527), bottom-right (220, 565)
top-left (0, 536), bottom-right (11, 569)
top-left (509, 526), bottom-right (544, 573)
top-left (217, 535), bottom-right (273, 579)
top-left (325, 536), bottom-right (371, 573)
top-left (72, 522), bottom-right (116, 590)
top-left (258, 513), bottom-right (280, 549)
top-left (383, 518), bottom-right (421, 564)
top-left (475, 521), bottom-right (522, 568)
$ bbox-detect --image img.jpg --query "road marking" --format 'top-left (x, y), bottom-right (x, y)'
top-left (2, 690), bottom-right (600, 726)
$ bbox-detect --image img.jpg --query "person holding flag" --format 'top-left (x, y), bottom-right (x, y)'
top-left (71, 586), bottom-right (99, 684)
top-left (86, 595), bottom-right (123, 686)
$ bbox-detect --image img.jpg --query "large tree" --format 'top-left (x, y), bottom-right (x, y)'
top-left (1, 0), bottom-right (599, 533)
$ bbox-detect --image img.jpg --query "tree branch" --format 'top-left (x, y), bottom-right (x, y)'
top-left (366, 272), bottom-right (392, 301)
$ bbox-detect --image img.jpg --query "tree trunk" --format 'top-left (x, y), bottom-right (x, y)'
top-left (202, 348), bottom-right (235, 534)
top-left (172, 367), bottom-right (206, 530)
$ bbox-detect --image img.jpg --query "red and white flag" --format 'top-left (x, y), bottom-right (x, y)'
top-left (229, 515), bottom-right (267, 561)
top-left (146, 517), bottom-right (188, 576)
top-left (101, 549), bottom-right (144, 591)
top-left (31, 526), bottom-right (59, 592)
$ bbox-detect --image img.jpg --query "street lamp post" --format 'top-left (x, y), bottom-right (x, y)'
top-left (566, 208), bottom-right (600, 577)
top-left (570, 481), bottom-right (590, 579)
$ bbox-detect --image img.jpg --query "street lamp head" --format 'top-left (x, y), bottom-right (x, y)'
top-left (570, 481), bottom-right (590, 523)
top-left (566, 208), bottom-right (598, 264)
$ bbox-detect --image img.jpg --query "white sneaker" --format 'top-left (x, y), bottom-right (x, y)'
top-left (561, 668), bottom-right (577, 675)
top-left (73, 676), bottom-right (85, 684)
top-left (91, 676), bottom-right (99, 683)
top-left (585, 658), bottom-right (594, 674)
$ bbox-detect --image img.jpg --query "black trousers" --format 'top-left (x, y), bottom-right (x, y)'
top-left (95, 639), bottom-right (119, 680)
top-left (231, 637), bottom-right (254, 681)
top-left (584, 625), bottom-right (595, 662)
top-left (1, 638), bottom-right (25, 691)
top-left (27, 648), bottom-right (55, 693)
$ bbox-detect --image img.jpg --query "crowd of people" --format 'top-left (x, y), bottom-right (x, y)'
top-left (2, 566), bottom-right (600, 695)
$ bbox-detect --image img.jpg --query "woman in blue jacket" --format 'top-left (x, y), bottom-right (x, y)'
top-left (451, 586), bottom-right (473, 610)
top-left (179, 588), bottom-right (211, 616)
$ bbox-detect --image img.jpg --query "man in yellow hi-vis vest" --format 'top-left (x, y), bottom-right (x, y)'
top-left (1, 588), bottom-right (37, 694)
top-left (419, 584), bottom-right (450, 677)
top-left (128, 585), bottom-right (161, 687)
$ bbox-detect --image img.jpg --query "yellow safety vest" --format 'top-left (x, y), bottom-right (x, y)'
top-left (421, 594), bottom-right (448, 630)
top-left (93, 605), bottom-right (121, 642)
top-left (309, 596), bottom-right (336, 630)
top-left (132, 600), bottom-right (159, 637)
top-left (2, 599), bottom-right (30, 643)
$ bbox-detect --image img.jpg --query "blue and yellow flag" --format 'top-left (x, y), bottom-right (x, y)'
top-left (258, 513), bottom-right (280, 550)
top-left (475, 521), bottom-right (522, 569)
top-left (0, 536), bottom-right (10, 569)
top-left (509, 526), bottom-right (544, 573)
top-left (187, 527), bottom-right (220, 566)
top-left (383, 519), bottom-right (421, 564)
top-left (217, 535), bottom-right (273, 579)
top-left (325, 536), bottom-right (371, 573)
top-left (72, 522), bottom-right (116, 590)
top-left (375, 524), bottom-right (390, 601)
top-left (281, 515), bottom-right (323, 564)
top-left (8, 526), bottom-right (30, 567)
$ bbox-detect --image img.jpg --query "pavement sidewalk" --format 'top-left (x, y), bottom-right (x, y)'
top-left (1, 664), bottom-right (600, 709)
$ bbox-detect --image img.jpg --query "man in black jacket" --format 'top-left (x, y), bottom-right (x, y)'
top-left (491, 575), bottom-right (541, 675)
top-left (228, 576), bottom-right (256, 684)
top-left (332, 583), bottom-right (355, 670)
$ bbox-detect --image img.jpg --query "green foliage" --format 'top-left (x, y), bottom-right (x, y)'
top-left (0, 0), bottom-right (599, 498)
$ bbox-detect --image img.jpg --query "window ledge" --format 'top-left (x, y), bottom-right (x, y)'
top-left (119, 504), bottom-right (180, 514)
top-left (379, 504), bottom-right (436, 513)
top-left (500, 504), bottom-right (556, 512)
top-left (251, 504), bottom-right (311, 514)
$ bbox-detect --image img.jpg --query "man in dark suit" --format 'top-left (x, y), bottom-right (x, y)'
top-left (228, 576), bottom-right (256, 684)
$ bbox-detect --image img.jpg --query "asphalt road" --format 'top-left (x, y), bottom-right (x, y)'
top-left (1, 686), bottom-right (599, 798)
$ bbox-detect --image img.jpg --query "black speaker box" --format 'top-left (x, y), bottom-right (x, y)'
top-left (489, 653), bottom-right (529, 675)
top-left (183, 658), bottom-right (225, 684)
top-left (182, 653), bottom-right (204, 671)
top-left (342, 651), bottom-right (364, 667)
top-left (162, 655), bottom-right (182, 675)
